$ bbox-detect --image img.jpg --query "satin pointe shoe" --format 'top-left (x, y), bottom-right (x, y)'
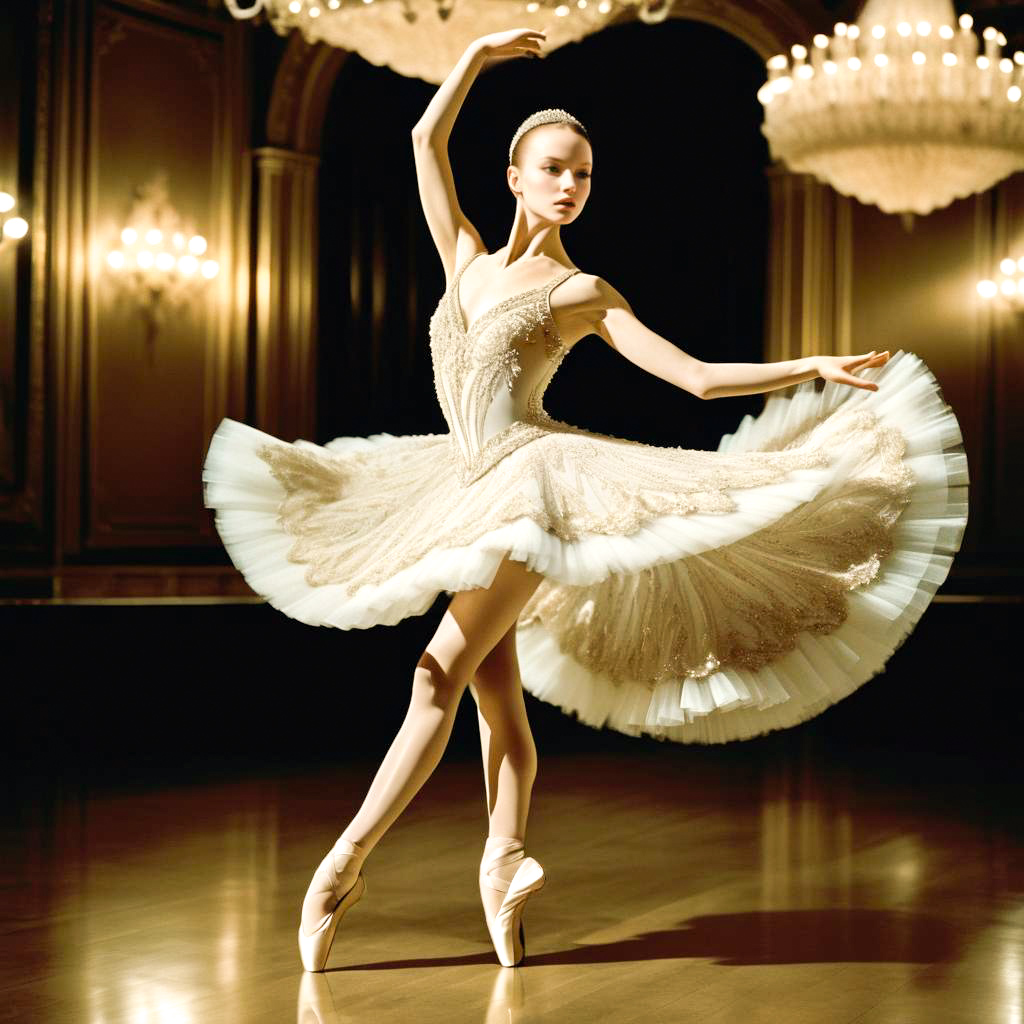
top-left (479, 836), bottom-right (546, 967)
top-left (298, 838), bottom-right (367, 973)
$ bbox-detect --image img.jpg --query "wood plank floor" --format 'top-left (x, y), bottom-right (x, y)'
top-left (2, 736), bottom-right (1021, 1024)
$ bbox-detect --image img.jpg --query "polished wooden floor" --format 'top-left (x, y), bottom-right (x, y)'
top-left (2, 732), bottom-right (1021, 1024)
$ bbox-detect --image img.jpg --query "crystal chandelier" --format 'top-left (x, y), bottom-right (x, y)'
top-left (757, 0), bottom-right (1024, 216)
top-left (223, 0), bottom-right (672, 84)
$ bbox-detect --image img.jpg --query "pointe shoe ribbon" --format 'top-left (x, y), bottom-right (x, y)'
top-left (480, 837), bottom-right (546, 967)
top-left (298, 838), bottom-right (367, 973)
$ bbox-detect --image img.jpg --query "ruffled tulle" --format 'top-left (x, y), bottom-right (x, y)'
top-left (201, 349), bottom-right (968, 744)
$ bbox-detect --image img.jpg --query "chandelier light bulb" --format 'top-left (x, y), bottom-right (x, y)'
top-left (942, 52), bottom-right (957, 66)
top-left (917, 22), bottom-right (930, 36)
top-left (768, 54), bottom-right (788, 70)
top-left (939, 25), bottom-right (954, 40)
top-left (814, 34), bottom-right (828, 48)
top-left (145, 228), bottom-right (162, 245)
top-left (309, 5), bottom-right (320, 15)
top-left (823, 60), bottom-right (837, 74)
top-left (121, 227), bottom-right (137, 245)
top-left (791, 43), bottom-right (807, 60)
top-left (107, 250), bottom-right (125, 269)
top-left (0, 192), bottom-right (15, 213)
top-left (1017, 257), bottom-right (1024, 272)
top-left (847, 25), bottom-right (860, 40)
top-left (912, 51), bottom-right (926, 64)
top-left (527, 1), bottom-right (540, 9)
top-left (598, 0), bottom-right (611, 10)
top-left (978, 56), bottom-right (990, 70)
top-left (327, 0), bottom-right (339, 6)
top-left (834, 22), bottom-right (847, 37)
top-left (847, 56), bottom-right (861, 71)
top-left (1000, 257), bottom-right (1017, 275)
top-left (875, 54), bottom-right (889, 67)
top-left (983, 26), bottom-right (996, 41)
top-left (155, 252), bottom-right (175, 271)
top-left (578, 0), bottom-right (587, 9)
top-left (172, 232), bottom-right (185, 249)
top-left (288, 0), bottom-right (301, 10)
top-left (977, 280), bottom-right (997, 298)
top-left (3, 217), bottom-right (28, 239)
top-left (897, 22), bottom-right (911, 36)
top-left (1000, 279), bottom-right (1017, 295)
top-left (137, 250), bottom-right (154, 268)
top-left (1001, 58), bottom-right (1014, 73)
top-left (872, 25), bottom-right (885, 39)
top-left (797, 64), bottom-right (813, 79)
top-left (179, 254), bottom-right (198, 275)
top-left (201, 259), bottom-right (219, 279)
top-left (188, 235), bottom-right (207, 255)
top-left (1008, 86), bottom-right (1021, 101)
top-left (959, 13), bottom-right (973, 30)
top-left (773, 76), bottom-right (792, 93)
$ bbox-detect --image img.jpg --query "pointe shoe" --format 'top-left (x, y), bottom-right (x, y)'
top-left (298, 838), bottom-right (367, 973)
top-left (479, 836), bottom-right (546, 967)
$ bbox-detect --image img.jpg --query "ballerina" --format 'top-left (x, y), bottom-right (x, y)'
top-left (201, 27), bottom-right (968, 972)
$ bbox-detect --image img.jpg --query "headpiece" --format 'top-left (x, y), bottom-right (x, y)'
top-left (508, 108), bottom-right (588, 166)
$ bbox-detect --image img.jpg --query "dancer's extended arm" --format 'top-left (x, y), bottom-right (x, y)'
top-left (411, 30), bottom-right (545, 280)
top-left (582, 277), bottom-right (889, 398)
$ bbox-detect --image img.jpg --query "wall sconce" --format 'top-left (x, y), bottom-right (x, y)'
top-left (0, 189), bottom-right (29, 252)
top-left (977, 256), bottom-right (1024, 312)
top-left (105, 173), bottom-right (219, 355)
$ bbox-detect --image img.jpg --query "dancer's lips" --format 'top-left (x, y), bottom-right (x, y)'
top-left (555, 199), bottom-right (576, 208)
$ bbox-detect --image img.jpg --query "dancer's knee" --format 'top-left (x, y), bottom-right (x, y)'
top-left (414, 651), bottom-right (469, 707)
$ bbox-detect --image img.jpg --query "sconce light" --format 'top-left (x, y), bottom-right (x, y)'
top-left (0, 189), bottom-right (29, 251)
top-left (978, 255), bottom-right (1024, 312)
top-left (105, 173), bottom-right (218, 354)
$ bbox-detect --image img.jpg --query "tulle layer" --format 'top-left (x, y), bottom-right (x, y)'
top-left (201, 349), bottom-right (968, 744)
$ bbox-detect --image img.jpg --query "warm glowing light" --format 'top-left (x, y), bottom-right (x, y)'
top-left (155, 252), bottom-right (175, 271)
top-left (978, 56), bottom-right (990, 70)
top-left (872, 24), bottom-right (885, 39)
top-left (824, 60), bottom-right (837, 74)
top-left (768, 54), bottom-right (788, 70)
top-left (834, 22), bottom-right (847, 36)
top-left (797, 64), bottom-right (814, 79)
top-left (912, 51), bottom-right (926, 64)
top-left (0, 192), bottom-right (15, 213)
top-left (875, 54), bottom-right (889, 67)
top-left (107, 250), bottom-right (125, 269)
top-left (308, 4), bottom-right (320, 15)
top-left (121, 227), bottom-right (138, 245)
top-left (201, 259), bottom-right (219, 279)
top-left (943, 52), bottom-right (957, 66)
top-left (2, 217), bottom-right (27, 239)
top-left (178, 254), bottom-right (198, 275)
top-left (917, 21), bottom-right (931, 35)
top-left (773, 76), bottom-right (792, 93)
top-left (1017, 257), bottom-right (1024, 272)
top-left (145, 228), bottom-right (162, 245)
top-left (897, 21), bottom-right (911, 36)
top-left (1000, 58), bottom-right (1014, 73)
top-left (958, 13), bottom-right (973, 30)
top-left (136, 250), bottom-right (154, 268)
top-left (555, 4), bottom-right (569, 14)
top-left (327, 0), bottom-right (340, 7)
top-left (813, 34), bottom-right (828, 48)
top-left (847, 56), bottom-right (861, 70)
top-left (983, 26), bottom-right (997, 41)
top-left (1000, 257), bottom-right (1017, 275)
top-left (597, 0), bottom-right (611, 10)
top-left (188, 235), bottom-right (207, 255)
top-left (978, 279), bottom-right (997, 298)
top-left (1008, 85), bottom-right (1021, 101)
top-left (1016, 51), bottom-right (1024, 65)
top-left (288, 0), bottom-right (301, 10)
top-left (526, 1), bottom-right (539, 8)
top-left (791, 43), bottom-right (807, 60)
top-left (847, 25), bottom-right (860, 40)
top-left (577, 1), bottom-right (587, 9)
top-left (1000, 278), bottom-right (1017, 295)
top-left (939, 25), bottom-right (954, 40)
top-left (172, 232), bottom-right (185, 249)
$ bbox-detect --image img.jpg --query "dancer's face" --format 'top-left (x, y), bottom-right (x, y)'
top-left (509, 124), bottom-right (592, 223)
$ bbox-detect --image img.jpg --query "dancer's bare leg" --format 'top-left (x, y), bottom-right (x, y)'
top-left (468, 622), bottom-right (539, 923)
top-left (300, 554), bottom-right (544, 936)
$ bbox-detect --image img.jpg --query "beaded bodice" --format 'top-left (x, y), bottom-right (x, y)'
top-left (429, 252), bottom-right (581, 485)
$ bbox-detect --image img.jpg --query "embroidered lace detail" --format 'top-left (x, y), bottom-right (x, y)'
top-left (519, 408), bottom-right (918, 685)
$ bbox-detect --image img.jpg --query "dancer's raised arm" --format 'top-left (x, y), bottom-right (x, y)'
top-left (411, 29), bottom-right (545, 281)
top-left (575, 277), bottom-right (890, 398)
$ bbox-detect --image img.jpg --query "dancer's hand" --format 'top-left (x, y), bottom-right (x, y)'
top-left (815, 350), bottom-right (890, 391)
top-left (471, 28), bottom-right (547, 61)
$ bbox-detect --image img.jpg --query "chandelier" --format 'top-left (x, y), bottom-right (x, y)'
top-left (223, 0), bottom-right (673, 84)
top-left (757, 0), bottom-right (1024, 217)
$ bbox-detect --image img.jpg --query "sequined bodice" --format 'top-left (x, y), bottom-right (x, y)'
top-left (428, 252), bottom-right (581, 485)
